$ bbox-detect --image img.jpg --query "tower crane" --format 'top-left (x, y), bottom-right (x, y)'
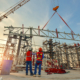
top-left (0, 0), bottom-right (30, 22)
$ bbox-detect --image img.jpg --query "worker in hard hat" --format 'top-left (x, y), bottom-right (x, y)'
top-left (26, 47), bottom-right (35, 76)
top-left (33, 47), bottom-right (44, 77)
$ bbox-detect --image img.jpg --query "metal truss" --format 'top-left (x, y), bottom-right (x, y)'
top-left (4, 26), bottom-right (33, 65)
top-left (3, 26), bottom-right (80, 69)
top-left (4, 26), bottom-right (80, 41)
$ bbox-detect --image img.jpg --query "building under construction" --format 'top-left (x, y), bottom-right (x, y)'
top-left (0, 0), bottom-right (80, 80)
top-left (1, 26), bottom-right (79, 71)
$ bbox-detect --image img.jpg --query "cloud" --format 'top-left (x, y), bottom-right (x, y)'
top-left (39, 12), bottom-right (49, 29)
top-left (72, 0), bottom-right (77, 4)
top-left (23, 6), bottom-right (32, 14)
top-left (32, 36), bottom-right (46, 51)
top-left (77, 23), bottom-right (80, 25)
top-left (63, 13), bottom-right (73, 22)
top-left (0, 11), bottom-right (5, 16)
top-left (58, 13), bottom-right (73, 29)
top-left (0, 0), bottom-right (50, 50)
top-left (0, 15), bottom-right (15, 44)
top-left (59, 25), bottom-right (64, 29)
top-left (7, 17), bottom-right (15, 23)
top-left (0, 21), bottom-right (7, 44)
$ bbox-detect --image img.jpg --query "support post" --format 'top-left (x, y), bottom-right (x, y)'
top-left (16, 32), bottom-right (22, 64)
top-left (30, 27), bottom-right (32, 48)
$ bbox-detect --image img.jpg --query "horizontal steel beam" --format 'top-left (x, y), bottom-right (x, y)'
top-left (4, 26), bottom-right (80, 41)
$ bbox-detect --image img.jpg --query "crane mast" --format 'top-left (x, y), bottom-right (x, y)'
top-left (0, 0), bottom-right (30, 22)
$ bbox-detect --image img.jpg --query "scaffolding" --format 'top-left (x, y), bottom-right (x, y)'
top-left (43, 39), bottom-right (80, 69)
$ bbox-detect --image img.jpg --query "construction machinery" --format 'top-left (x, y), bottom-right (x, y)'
top-left (0, 0), bottom-right (30, 21)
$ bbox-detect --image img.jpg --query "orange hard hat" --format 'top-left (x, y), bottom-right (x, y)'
top-left (39, 47), bottom-right (42, 51)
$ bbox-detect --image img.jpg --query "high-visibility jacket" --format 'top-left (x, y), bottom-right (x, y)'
top-left (26, 51), bottom-right (32, 61)
top-left (36, 52), bottom-right (43, 61)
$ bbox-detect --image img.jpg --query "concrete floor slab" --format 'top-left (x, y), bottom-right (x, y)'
top-left (0, 70), bottom-right (80, 80)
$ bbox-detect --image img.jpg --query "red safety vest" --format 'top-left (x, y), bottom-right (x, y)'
top-left (26, 51), bottom-right (32, 61)
top-left (37, 52), bottom-right (43, 61)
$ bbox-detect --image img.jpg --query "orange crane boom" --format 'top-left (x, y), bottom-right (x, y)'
top-left (0, 0), bottom-right (30, 22)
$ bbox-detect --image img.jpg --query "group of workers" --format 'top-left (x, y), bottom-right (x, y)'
top-left (26, 47), bottom-right (44, 77)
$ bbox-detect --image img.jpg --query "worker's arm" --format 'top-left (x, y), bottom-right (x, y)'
top-left (42, 53), bottom-right (44, 59)
top-left (32, 52), bottom-right (36, 55)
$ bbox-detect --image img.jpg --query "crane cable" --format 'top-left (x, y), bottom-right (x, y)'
top-left (42, 11), bottom-right (75, 35)
top-left (57, 0), bottom-right (59, 6)
top-left (51, 0), bottom-right (54, 8)
top-left (57, 12), bottom-right (75, 34)
top-left (42, 0), bottom-right (59, 30)
top-left (53, 0), bottom-right (55, 7)
top-left (52, 0), bottom-right (59, 7)
top-left (42, 11), bottom-right (56, 30)
top-left (42, 0), bottom-right (74, 35)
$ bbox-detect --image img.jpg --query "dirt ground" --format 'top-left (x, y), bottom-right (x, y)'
top-left (0, 69), bottom-right (80, 80)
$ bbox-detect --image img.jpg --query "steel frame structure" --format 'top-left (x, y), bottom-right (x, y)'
top-left (3, 26), bottom-right (80, 69)
top-left (43, 40), bottom-right (80, 69)
top-left (4, 26), bottom-right (80, 41)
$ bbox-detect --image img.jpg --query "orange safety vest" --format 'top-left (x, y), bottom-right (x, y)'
top-left (26, 51), bottom-right (32, 61)
top-left (37, 52), bottom-right (43, 61)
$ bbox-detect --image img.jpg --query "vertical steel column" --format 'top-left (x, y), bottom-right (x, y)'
top-left (64, 48), bottom-right (66, 69)
top-left (70, 48), bottom-right (74, 67)
top-left (16, 32), bottom-right (22, 56)
top-left (57, 49), bottom-right (60, 68)
top-left (60, 45), bottom-right (63, 69)
top-left (66, 48), bottom-right (69, 69)
top-left (55, 50), bottom-right (57, 60)
top-left (30, 27), bottom-right (32, 48)
top-left (59, 42), bottom-right (62, 69)
top-left (76, 47), bottom-right (80, 67)
top-left (4, 29), bottom-right (12, 56)
top-left (49, 39), bottom-right (53, 67)
top-left (16, 32), bottom-right (22, 64)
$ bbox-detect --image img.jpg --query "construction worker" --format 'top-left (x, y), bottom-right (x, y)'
top-left (26, 47), bottom-right (34, 75)
top-left (33, 47), bottom-right (44, 77)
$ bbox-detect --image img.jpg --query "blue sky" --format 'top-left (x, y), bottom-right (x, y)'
top-left (0, 0), bottom-right (80, 47)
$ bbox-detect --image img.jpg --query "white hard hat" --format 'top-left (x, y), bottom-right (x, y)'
top-left (29, 47), bottom-right (32, 50)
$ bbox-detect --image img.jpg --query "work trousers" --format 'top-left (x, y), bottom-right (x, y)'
top-left (26, 61), bottom-right (33, 74)
top-left (34, 60), bottom-right (42, 75)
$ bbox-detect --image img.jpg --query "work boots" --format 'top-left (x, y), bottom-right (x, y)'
top-left (30, 73), bottom-right (34, 76)
top-left (33, 74), bottom-right (41, 77)
top-left (26, 73), bottom-right (28, 75)
top-left (33, 75), bottom-right (36, 77)
top-left (38, 75), bottom-right (41, 77)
